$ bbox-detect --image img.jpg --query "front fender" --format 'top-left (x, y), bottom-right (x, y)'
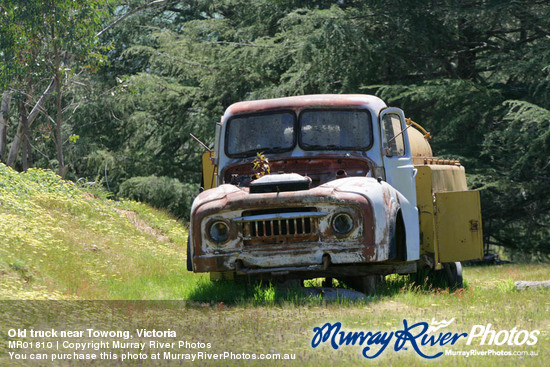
top-left (323, 177), bottom-right (419, 261)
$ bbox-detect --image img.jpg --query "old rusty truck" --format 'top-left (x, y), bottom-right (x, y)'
top-left (188, 94), bottom-right (483, 293)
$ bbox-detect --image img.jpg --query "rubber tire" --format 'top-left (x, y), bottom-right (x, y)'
top-left (341, 275), bottom-right (385, 295)
top-left (443, 262), bottom-right (463, 289)
top-left (186, 237), bottom-right (193, 272)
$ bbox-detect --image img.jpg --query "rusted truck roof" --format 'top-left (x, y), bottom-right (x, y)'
top-left (223, 94), bottom-right (387, 119)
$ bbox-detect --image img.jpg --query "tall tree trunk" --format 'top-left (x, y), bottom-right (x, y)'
top-left (54, 84), bottom-right (65, 177)
top-left (53, 61), bottom-right (65, 178)
top-left (6, 79), bottom-right (56, 168)
top-left (7, 118), bottom-right (23, 168)
top-left (20, 96), bottom-right (32, 171)
top-left (0, 91), bottom-right (11, 162)
top-left (52, 21), bottom-right (66, 178)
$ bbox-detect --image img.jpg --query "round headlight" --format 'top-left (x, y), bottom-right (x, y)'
top-left (209, 221), bottom-right (229, 243)
top-left (332, 213), bottom-right (354, 235)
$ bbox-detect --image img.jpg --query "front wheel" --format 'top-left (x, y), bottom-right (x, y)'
top-left (186, 236), bottom-right (193, 271)
top-left (340, 275), bottom-right (385, 295)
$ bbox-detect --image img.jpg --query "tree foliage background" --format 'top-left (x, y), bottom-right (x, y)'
top-left (1, 0), bottom-right (549, 257)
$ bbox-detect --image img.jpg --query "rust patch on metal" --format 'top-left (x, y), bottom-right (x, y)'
top-left (223, 157), bottom-right (372, 187)
top-left (361, 244), bottom-right (376, 262)
top-left (225, 94), bottom-right (382, 116)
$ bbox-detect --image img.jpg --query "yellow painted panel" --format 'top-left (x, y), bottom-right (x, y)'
top-left (430, 165), bottom-right (467, 192)
top-left (415, 166), bottom-right (436, 258)
top-left (435, 191), bottom-right (483, 263)
top-left (202, 151), bottom-right (217, 190)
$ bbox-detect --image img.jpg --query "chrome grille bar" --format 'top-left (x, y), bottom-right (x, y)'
top-left (233, 212), bottom-right (326, 241)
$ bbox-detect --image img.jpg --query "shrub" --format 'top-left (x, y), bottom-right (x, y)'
top-left (118, 176), bottom-right (197, 219)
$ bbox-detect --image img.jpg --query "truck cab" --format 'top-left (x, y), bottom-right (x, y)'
top-left (189, 94), bottom-right (483, 292)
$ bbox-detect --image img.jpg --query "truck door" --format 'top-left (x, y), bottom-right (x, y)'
top-left (380, 108), bottom-right (417, 207)
top-left (379, 108), bottom-right (419, 260)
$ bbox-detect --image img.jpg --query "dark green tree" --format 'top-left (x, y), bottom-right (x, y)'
top-left (4, 0), bottom-right (547, 251)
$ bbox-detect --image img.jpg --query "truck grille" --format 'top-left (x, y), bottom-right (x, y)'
top-left (249, 217), bottom-right (313, 237)
top-left (233, 210), bottom-right (327, 244)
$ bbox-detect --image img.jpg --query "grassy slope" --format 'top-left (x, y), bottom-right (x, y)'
top-left (0, 164), bottom-right (204, 300)
top-left (0, 165), bottom-right (548, 366)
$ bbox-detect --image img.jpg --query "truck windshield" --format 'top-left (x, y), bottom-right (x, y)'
top-left (299, 109), bottom-right (372, 150)
top-left (226, 111), bottom-right (296, 157)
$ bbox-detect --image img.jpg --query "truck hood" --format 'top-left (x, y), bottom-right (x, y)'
top-left (191, 176), bottom-right (394, 220)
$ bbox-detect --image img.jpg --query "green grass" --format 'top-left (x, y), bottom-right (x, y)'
top-left (0, 164), bottom-right (202, 300)
top-left (0, 165), bottom-right (548, 366)
top-left (1, 270), bottom-right (548, 366)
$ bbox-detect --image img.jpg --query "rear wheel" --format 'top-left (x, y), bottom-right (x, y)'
top-left (416, 262), bottom-right (463, 289)
top-left (443, 262), bottom-right (463, 289)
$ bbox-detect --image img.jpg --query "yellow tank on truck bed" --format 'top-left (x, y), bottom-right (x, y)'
top-left (409, 122), bottom-right (483, 270)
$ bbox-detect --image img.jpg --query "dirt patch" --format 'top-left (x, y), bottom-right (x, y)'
top-left (114, 208), bottom-right (168, 242)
